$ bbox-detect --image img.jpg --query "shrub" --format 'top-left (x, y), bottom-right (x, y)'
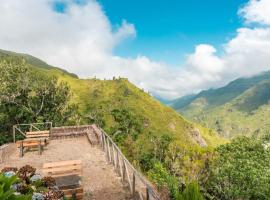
top-left (203, 136), bottom-right (270, 200)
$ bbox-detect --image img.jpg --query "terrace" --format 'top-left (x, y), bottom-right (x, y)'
top-left (0, 124), bottom-right (160, 200)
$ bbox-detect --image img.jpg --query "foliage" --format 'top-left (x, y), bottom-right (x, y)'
top-left (111, 108), bottom-right (143, 141)
top-left (0, 174), bottom-right (31, 200)
top-left (148, 162), bottom-right (204, 200)
top-left (0, 165), bottom-right (65, 200)
top-left (203, 137), bottom-right (270, 200)
top-left (0, 50), bottom-right (224, 200)
top-left (0, 56), bottom-right (78, 144)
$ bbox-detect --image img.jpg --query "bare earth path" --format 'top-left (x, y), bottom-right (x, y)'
top-left (0, 137), bottom-right (131, 200)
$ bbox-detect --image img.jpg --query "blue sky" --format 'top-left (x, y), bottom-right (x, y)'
top-left (97, 0), bottom-right (248, 65)
top-left (2, 0), bottom-right (270, 99)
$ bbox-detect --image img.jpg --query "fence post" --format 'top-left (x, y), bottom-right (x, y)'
top-left (112, 145), bottom-right (116, 167)
top-left (13, 126), bottom-right (16, 143)
top-left (122, 158), bottom-right (126, 182)
top-left (132, 172), bottom-right (136, 197)
top-left (116, 150), bottom-right (120, 175)
top-left (107, 138), bottom-right (111, 163)
top-left (101, 133), bottom-right (105, 150)
top-left (20, 142), bottom-right (23, 157)
top-left (146, 187), bottom-right (150, 200)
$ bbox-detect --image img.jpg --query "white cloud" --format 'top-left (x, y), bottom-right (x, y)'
top-left (0, 0), bottom-right (270, 99)
top-left (239, 0), bottom-right (270, 25)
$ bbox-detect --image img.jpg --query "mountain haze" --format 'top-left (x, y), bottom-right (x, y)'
top-left (171, 71), bottom-right (270, 138)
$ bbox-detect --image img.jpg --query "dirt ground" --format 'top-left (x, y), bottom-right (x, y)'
top-left (0, 136), bottom-right (131, 200)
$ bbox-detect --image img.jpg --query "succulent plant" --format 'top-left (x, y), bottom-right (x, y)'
top-left (32, 192), bottom-right (45, 200)
top-left (16, 183), bottom-right (34, 194)
top-left (1, 167), bottom-right (18, 173)
top-left (30, 174), bottom-right (42, 182)
top-left (18, 165), bottom-right (36, 183)
top-left (41, 176), bottom-right (56, 188)
top-left (44, 189), bottom-right (64, 200)
top-left (4, 171), bottom-right (16, 178)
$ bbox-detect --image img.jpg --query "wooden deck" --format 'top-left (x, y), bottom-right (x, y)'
top-left (0, 136), bottom-right (131, 200)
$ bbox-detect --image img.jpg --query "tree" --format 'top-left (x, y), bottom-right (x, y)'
top-left (0, 56), bottom-right (78, 140)
top-left (203, 137), bottom-right (270, 200)
top-left (111, 108), bottom-right (143, 140)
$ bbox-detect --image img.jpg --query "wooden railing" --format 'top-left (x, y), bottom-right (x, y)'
top-left (98, 128), bottom-right (160, 200)
top-left (11, 123), bottom-right (160, 199)
top-left (51, 125), bottom-right (91, 138)
top-left (12, 122), bottom-right (52, 142)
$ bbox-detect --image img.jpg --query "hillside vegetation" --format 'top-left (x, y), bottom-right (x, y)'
top-left (2, 49), bottom-right (270, 200)
top-left (170, 71), bottom-right (270, 138)
top-left (0, 49), bottom-right (228, 199)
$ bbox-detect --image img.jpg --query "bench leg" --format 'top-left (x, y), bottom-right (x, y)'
top-left (38, 141), bottom-right (42, 155)
top-left (20, 142), bottom-right (24, 157)
top-left (72, 190), bottom-right (76, 200)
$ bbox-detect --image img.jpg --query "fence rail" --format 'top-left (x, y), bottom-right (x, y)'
top-left (12, 122), bottom-right (53, 142)
top-left (97, 127), bottom-right (160, 200)
top-left (11, 123), bottom-right (160, 199)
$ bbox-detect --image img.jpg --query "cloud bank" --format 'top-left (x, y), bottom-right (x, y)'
top-left (0, 0), bottom-right (270, 99)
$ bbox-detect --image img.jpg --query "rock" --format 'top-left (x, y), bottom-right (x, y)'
top-left (190, 128), bottom-right (207, 147)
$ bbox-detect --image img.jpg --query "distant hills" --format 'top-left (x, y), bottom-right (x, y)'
top-left (170, 71), bottom-right (270, 138)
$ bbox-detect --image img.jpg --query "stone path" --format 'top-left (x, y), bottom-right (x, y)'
top-left (0, 137), bottom-right (131, 200)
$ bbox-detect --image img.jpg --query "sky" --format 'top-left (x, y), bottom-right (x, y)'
top-left (0, 0), bottom-right (270, 99)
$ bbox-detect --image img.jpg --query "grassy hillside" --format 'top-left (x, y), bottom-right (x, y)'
top-left (0, 49), bottom-right (229, 199)
top-left (171, 71), bottom-right (270, 138)
top-left (0, 49), bottom-right (224, 148)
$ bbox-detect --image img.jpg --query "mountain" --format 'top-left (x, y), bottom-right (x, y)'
top-left (0, 49), bottom-right (228, 199)
top-left (170, 71), bottom-right (270, 138)
top-left (0, 49), bottom-right (224, 148)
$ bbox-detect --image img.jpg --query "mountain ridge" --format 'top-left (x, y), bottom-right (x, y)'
top-left (170, 70), bottom-right (270, 138)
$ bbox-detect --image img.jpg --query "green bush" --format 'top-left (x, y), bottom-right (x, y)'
top-left (0, 174), bottom-right (31, 200)
top-left (204, 136), bottom-right (270, 200)
top-left (148, 162), bottom-right (204, 200)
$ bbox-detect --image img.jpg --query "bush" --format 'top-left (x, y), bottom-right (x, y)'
top-left (148, 162), bottom-right (204, 200)
top-left (203, 136), bottom-right (270, 200)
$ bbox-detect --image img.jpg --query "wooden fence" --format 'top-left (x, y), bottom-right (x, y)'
top-left (95, 127), bottom-right (160, 200)
top-left (11, 123), bottom-right (160, 199)
top-left (13, 122), bottom-right (52, 142)
top-left (51, 125), bottom-right (91, 138)
top-left (0, 144), bottom-right (16, 163)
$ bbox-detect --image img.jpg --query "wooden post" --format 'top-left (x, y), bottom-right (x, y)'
top-left (107, 138), bottom-right (111, 163)
top-left (13, 126), bottom-right (16, 143)
top-left (49, 122), bottom-right (52, 137)
top-left (124, 162), bottom-right (132, 192)
top-left (116, 150), bottom-right (120, 175)
top-left (146, 187), bottom-right (150, 200)
top-left (30, 124), bottom-right (32, 132)
top-left (112, 145), bottom-right (116, 167)
top-left (122, 158), bottom-right (126, 182)
top-left (20, 142), bottom-right (23, 157)
top-left (101, 133), bottom-right (104, 150)
top-left (132, 172), bottom-right (136, 197)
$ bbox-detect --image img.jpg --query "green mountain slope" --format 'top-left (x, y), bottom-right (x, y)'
top-left (171, 72), bottom-right (270, 138)
top-left (0, 49), bottom-right (224, 148)
top-left (0, 49), bottom-right (228, 198)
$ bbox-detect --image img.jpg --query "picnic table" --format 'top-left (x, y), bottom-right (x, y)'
top-left (16, 139), bottom-right (45, 157)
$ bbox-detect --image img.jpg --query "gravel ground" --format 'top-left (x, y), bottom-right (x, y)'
top-left (0, 136), bottom-right (131, 200)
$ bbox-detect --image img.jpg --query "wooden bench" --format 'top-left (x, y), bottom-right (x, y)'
top-left (16, 139), bottom-right (45, 157)
top-left (42, 160), bottom-right (83, 199)
top-left (26, 131), bottom-right (50, 143)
